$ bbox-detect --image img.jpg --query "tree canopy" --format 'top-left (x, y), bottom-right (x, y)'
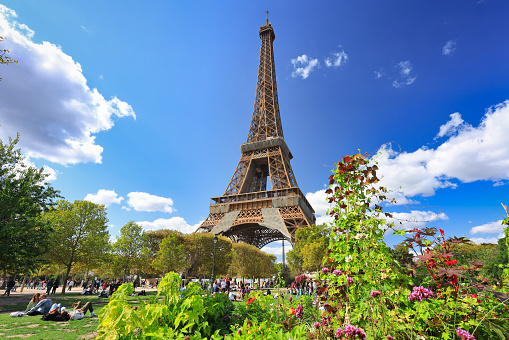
top-left (44, 200), bottom-right (109, 293)
top-left (287, 224), bottom-right (330, 274)
top-left (0, 133), bottom-right (60, 274)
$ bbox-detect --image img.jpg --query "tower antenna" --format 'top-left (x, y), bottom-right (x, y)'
top-left (266, 10), bottom-right (269, 25)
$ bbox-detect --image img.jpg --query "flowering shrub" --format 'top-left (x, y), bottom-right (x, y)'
top-left (317, 152), bottom-right (509, 339)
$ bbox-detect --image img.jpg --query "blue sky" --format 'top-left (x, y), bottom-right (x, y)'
top-left (1, 1), bottom-right (508, 260)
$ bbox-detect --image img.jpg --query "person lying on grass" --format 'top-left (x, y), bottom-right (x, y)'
top-left (41, 301), bottom-right (97, 321)
top-left (26, 294), bottom-right (52, 316)
top-left (25, 293), bottom-right (41, 313)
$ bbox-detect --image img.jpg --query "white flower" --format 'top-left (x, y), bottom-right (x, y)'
top-left (345, 255), bottom-right (353, 262)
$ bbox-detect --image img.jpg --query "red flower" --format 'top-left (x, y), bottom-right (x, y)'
top-left (246, 297), bottom-right (256, 305)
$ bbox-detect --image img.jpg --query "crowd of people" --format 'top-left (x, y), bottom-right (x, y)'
top-left (1, 277), bottom-right (150, 297)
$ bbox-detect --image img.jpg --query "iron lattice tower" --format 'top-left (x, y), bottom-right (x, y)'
top-left (196, 15), bottom-right (315, 248)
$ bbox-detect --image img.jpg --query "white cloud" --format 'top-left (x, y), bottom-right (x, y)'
top-left (374, 70), bottom-right (384, 79)
top-left (0, 5), bottom-right (135, 165)
top-left (84, 189), bottom-right (124, 207)
top-left (469, 234), bottom-right (503, 244)
top-left (372, 100), bottom-right (509, 202)
top-left (392, 61), bottom-right (416, 88)
top-left (436, 112), bottom-right (465, 138)
top-left (137, 217), bottom-right (200, 234)
top-left (261, 242), bottom-right (292, 257)
top-left (306, 189), bottom-right (331, 217)
top-left (291, 55), bottom-right (319, 79)
top-left (127, 192), bottom-right (174, 213)
top-left (442, 40), bottom-right (457, 56)
top-left (470, 220), bottom-right (505, 234)
top-left (324, 47), bottom-right (348, 68)
top-left (386, 210), bottom-right (448, 230)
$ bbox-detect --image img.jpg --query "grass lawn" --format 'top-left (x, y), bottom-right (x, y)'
top-left (0, 292), bottom-right (154, 339)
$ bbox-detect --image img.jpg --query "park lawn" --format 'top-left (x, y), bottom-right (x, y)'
top-left (0, 292), bottom-right (153, 339)
top-left (0, 304), bottom-right (104, 340)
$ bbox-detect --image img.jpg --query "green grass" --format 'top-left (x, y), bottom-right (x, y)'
top-left (0, 292), bottom-right (154, 339)
top-left (0, 306), bottom-right (102, 339)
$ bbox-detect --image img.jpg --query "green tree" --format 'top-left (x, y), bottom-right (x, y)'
top-left (184, 233), bottom-right (232, 277)
top-left (144, 229), bottom-right (175, 257)
top-left (44, 200), bottom-right (109, 293)
top-left (0, 134), bottom-right (60, 277)
top-left (114, 221), bottom-right (147, 280)
top-left (287, 224), bottom-right (330, 274)
top-left (231, 243), bottom-right (276, 282)
top-left (152, 230), bottom-right (186, 275)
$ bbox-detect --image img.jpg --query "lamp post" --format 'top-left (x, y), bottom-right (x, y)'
top-left (211, 235), bottom-right (218, 292)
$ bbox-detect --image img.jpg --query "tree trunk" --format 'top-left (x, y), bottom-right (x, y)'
top-left (61, 265), bottom-right (72, 294)
top-left (19, 276), bottom-right (26, 293)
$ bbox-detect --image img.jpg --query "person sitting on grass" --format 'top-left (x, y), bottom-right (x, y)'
top-left (98, 288), bottom-right (108, 298)
top-left (81, 285), bottom-right (94, 295)
top-left (228, 291), bottom-right (241, 301)
top-left (25, 293), bottom-right (41, 313)
top-left (26, 294), bottom-right (52, 316)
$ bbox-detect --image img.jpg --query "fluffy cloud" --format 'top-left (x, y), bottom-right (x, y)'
top-left (436, 112), bottom-right (464, 138)
top-left (127, 192), bottom-right (174, 213)
top-left (469, 234), bottom-right (503, 245)
top-left (370, 100), bottom-right (509, 204)
top-left (84, 189), bottom-right (124, 207)
top-left (392, 61), bottom-right (416, 88)
top-left (137, 217), bottom-right (200, 234)
top-left (442, 40), bottom-right (457, 56)
top-left (291, 55), bottom-right (319, 79)
top-left (0, 5), bottom-right (135, 165)
top-left (324, 47), bottom-right (348, 68)
top-left (470, 220), bottom-right (505, 234)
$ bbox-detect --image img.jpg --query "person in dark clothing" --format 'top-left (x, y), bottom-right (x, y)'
top-left (51, 280), bottom-right (59, 295)
top-left (46, 279), bottom-right (54, 295)
top-left (2, 277), bottom-right (16, 296)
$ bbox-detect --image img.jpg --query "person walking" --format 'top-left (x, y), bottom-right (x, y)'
top-left (2, 277), bottom-right (16, 296)
top-left (51, 280), bottom-right (59, 295)
top-left (46, 279), bottom-right (54, 295)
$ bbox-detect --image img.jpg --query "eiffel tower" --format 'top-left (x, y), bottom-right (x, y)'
top-left (196, 13), bottom-right (315, 248)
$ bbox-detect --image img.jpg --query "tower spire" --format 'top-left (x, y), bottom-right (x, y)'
top-left (246, 13), bottom-right (283, 143)
top-left (266, 10), bottom-right (269, 25)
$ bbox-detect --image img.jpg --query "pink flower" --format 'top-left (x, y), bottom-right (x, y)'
top-left (333, 269), bottom-right (342, 276)
top-left (314, 322), bottom-right (321, 329)
top-left (386, 336), bottom-right (394, 340)
top-left (347, 277), bottom-right (354, 284)
top-left (370, 290), bottom-right (381, 298)
top-left (408, 286), bottom-right (434, 302)
top-left (456, 328), bottom-right (476, 340)
top-left (335, 325), bottom-right (366, 339)
top-left (322, 267), bottom-right (330, 274)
